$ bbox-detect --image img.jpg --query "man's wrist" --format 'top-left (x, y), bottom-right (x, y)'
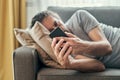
top-left (65, 55), bottom-right (76, 69)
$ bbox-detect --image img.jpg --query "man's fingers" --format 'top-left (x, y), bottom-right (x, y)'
top-left (51, 38), bottom-right (57, 49)
top-left (63, 47), bottom-right (72, 61)
top-left (55, 32), bottom-right (76, 41)
top-left (59, 42), bottom-right (70, 58)
top-left (54, 39), bottom-right (64, 56)
top-left (65, 32), bottom-right (76, 38)
top-left (55, 37), bottom-right (70, 42)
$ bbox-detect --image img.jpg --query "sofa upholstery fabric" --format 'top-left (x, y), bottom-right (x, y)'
top-left (37, 68), bottom-right (120, 80)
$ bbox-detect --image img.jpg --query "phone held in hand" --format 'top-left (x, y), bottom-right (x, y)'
top-left (49, 27), bottom-right (67, 38)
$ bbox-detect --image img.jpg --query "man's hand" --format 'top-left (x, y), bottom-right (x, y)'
top-left (53, 30), bottom-right (112, 57)
top-left (51, 37), bottom-right (105, 72)
top-left (51, 38), bottom-right (73, 68)
top-left (54, 32), bottom-right (87, 55)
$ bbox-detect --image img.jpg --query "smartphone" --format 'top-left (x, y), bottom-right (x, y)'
top-left (49, 27), bottom-right (67, 38)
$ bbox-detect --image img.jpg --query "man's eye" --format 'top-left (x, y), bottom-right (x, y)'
top-left (54, 21), bottom-right (58, 27)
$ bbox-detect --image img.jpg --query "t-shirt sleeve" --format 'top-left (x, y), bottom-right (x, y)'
top-left (76, 10), bottom-right (100, 33)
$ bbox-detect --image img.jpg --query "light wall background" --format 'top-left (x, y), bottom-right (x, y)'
top-left (26, 0), bottom-right (120, 27)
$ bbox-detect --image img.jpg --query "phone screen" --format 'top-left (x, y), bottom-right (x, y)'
top-left (49, 27), bottom-right (67, 38)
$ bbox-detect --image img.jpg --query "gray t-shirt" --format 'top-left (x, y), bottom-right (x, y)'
top-left (65, 10), bottom-right (120, 68)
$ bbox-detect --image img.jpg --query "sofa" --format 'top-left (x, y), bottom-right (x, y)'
top-left (13, 6), bottom-right (120, 80)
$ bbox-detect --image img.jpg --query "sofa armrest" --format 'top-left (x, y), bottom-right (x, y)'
top-left (13, 46), bottom-right (44, 80)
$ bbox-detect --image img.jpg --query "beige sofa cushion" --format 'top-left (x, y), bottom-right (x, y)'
top-left (29, 21), bottom-right (57, 62)
top-left (14, 28), bottom-right (63, 68)
top-left (14, 28), bottom-right (35, 47)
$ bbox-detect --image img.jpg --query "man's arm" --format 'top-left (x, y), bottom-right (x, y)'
top-left (83, 26), bottom-right (112, 56)
top-left (55, 26), bottom-right (112, 57)
top-left (67, 55), bottom-right (105, 72)
top-left (51, 38), bottom-right (105, 72)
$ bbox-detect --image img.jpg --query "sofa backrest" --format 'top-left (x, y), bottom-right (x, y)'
top-left (48, 6), bottom-right (120, 28)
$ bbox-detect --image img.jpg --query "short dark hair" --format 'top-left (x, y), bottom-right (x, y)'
top-left (30, 10), bottom-right (61, 28)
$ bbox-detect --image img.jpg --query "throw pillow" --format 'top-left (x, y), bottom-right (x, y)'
top-left (14, 28), bottom-right (63, 68)
top-left (29, 21), bottom-right (57, 62)
top-left (14, 28), bottom-right (35, 47)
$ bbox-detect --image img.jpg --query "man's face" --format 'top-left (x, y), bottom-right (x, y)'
top-left (41, 15), bottom-right (65, 32)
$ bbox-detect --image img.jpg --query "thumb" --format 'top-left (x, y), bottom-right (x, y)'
top-left (65, 32), bottom-right (76, 38)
